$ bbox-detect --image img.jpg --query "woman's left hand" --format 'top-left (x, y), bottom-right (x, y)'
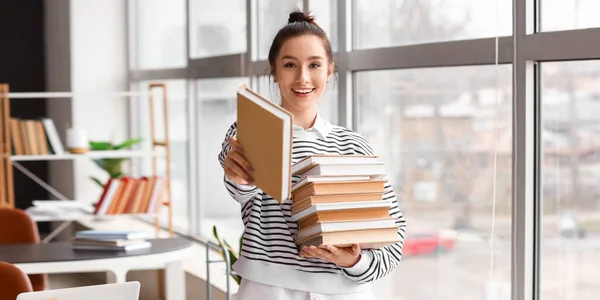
top-left (300, 244), bottom-right (361, 268)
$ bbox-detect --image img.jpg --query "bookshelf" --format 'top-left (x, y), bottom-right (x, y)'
top-left (0, 83), bottom-right (174, 239)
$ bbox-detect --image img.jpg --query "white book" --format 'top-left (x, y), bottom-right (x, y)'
top-left (292, 154), bottom-right (380, 176)
top-left (75, 230), bottom-right (149, 240)
top-left (72, 241), bottom-right (151, 252)
top-left (296, 219), bottom-right (397, 241)
top-left (41, 118), bottom-right (64, 155)
top-left (291, 199), bottom-right (394, 222)
top-left (302, 163), bottom-right (387, 177)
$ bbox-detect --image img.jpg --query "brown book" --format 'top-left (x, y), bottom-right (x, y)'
top-left (139, 176), bottom-right (157, 213)
top-left (292, 180), bottom-right (385, 202)
top-left (291, 192), bottom-right (384, 215)
top-left (26, 120), bottom-right (39, 155)
top-left (114, 177), bottom-right (135, 214)
top-left (297, 227), bottom-right (400, 249)
top-left (20, 120), bottom-right (31, 154)
top-left (34, 120), bottom-right (49, 154)
top-left (9, 118), bottom-right (24, 155)
top-left (297, 206), bottom-right (392, 230)
top-left (236, 85), bottom-right (293, 203)
top-left (106, 180), bottom-right (126, 214)
top-left (130, 177), bottom-right (148, 213)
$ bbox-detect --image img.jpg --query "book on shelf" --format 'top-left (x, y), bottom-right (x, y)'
top-left (8, 117), bottom-right (64, 155)
top-left (236, 84), bottom-right (293, 203)
top-left (93, 176), bottom-right (167, 216)
top-left (72, 230), bottom-right (151, 252)
top-left (290, 154), bottom-right (402, 249)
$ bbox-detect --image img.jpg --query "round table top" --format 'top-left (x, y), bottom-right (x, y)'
top-left (0, 237), bottom-right (191, 264)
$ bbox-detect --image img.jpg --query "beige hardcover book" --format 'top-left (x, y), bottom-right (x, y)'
top-left (296, 227), bottom-right (401, 249)
top-left (236, 85), bottom-right (293, 203)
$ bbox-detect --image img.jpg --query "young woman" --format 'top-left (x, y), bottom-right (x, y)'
top-left (218, 10), bottom-right (406, 300)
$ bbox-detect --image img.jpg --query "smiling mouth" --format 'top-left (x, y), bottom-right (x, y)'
top-left (292, 88), bottom-right (316, 95)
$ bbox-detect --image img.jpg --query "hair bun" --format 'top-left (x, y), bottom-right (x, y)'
top-left (288, 10), bottom-right (316, 25)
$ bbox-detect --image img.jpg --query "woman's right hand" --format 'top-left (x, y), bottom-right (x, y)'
top-left (223, 137), bottom-right (255, 185)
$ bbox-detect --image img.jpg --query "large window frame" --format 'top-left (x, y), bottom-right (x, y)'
top-left (126, 0), bottom-right (600, 299)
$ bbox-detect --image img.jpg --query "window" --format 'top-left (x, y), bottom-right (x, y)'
top-left (257, 0), bottom-right (303, 60)
top-left (133, 0), bottom-right (186, 69)
top-left (309, 0), bottom-right (338, 52)
top-left (136, 80), bottom-right (190, 234)
top-left (355, 65), bottom-right (513, 300)
top-left (542, 0), bottom-right (600, 31)
top-left (540, 61), bottom-right (600, 299)
top-left (189, 0), bottom-right (247, 58)
top-left (196, 77), bottom-right (249, 243)
top-left (353, 0), bottom-right (512, 49)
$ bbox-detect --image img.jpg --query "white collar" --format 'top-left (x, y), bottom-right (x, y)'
top-left (292, 112), bottom-right (332, 139)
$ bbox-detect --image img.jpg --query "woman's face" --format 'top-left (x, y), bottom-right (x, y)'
top-left (273, 35), bottom-right (333, 113)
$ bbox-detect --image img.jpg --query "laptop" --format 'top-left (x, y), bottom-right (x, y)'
top-left (17, 281), bottom-right (140, 300)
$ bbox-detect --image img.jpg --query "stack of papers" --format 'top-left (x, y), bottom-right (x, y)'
top-left (71, 230), bottom-right (151, 252)
top-left (290, 154), bottom-right (401, 249)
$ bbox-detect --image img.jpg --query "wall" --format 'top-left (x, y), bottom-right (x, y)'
top-left (70, 0), bottom-right (130, 202)
top-left (44, 0), bottom-right (130, 205)
top-left (44, 0), bottom-right (74, 202)
top-left (0, 0), bottom-right (49, 216)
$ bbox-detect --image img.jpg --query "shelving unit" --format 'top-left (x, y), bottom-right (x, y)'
top-left (0, 83), bottom-right (174, 240)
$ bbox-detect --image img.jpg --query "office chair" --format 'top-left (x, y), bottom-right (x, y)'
top-left (0, 261), bottom-right (33, 300)
top-left (0, 208), bottom-right (48, 291)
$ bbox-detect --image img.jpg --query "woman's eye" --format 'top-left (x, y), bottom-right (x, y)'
top-left (284, 62), bottom-right (296, 68)
top-left (310, 63), bottom-right (321, 68)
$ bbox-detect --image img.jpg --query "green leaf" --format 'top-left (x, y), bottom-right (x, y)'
top-left (89, 141), bottom-right (113, 151)
top-left (91, 158), bottom-right (126, 178)
top-left (90, 176), bottom-right (105, 188)
top-left (114, 138), bottom-right (143, 150)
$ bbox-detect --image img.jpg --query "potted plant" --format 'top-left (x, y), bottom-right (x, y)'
top-left (88, 138), bottom-right (143, 188)
top-left (212, 225), bottom-right (242, 287)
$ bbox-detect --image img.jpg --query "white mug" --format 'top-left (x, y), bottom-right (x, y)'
top-left (66, 128), bottom-right (89, 153)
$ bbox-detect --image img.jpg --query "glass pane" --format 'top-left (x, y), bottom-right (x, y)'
top-left (134, 0), bottom-right (186, 69)
top-left (197, 77), bottom-right (250, 244)
top-left (353, 0), bottom-right (512, 50)
top-left (255, 75), bottom-right (338, 125)
top-left (542, 0), bottom-right (600, 31)
top-left (309, 0), bottom-right (338, 52)
top-left (190, 0), bottom-right (247, 58)
top-left (540, 61), bottom-right (600, 300)
top-left (257, 0), bottom-right (303, 60)
top-left (137, 80), bottom-right (190, 234)
top-left (355, 66), bottom-right (513, 300)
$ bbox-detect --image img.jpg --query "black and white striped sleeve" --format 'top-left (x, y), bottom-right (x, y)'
top-left (218, 122), bottom-right (260, 204)
top-left (342, 135), bottom-right (407, 283)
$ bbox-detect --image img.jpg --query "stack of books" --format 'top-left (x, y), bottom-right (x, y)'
top-left (71, 230), bottom-right (152, 252)
top-left (290, 154), bottom-right (401, 249)
top-left (93, 176), bottom-right (167, 216)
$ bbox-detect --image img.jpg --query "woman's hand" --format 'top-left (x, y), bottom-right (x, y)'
top-left (300, 244), bottom-right (362, 268)
top-left (223, 137), bottom-right (254, 185)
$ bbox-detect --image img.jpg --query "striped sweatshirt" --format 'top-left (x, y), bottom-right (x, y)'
top-left (217, 120), bottom-right (406, 295)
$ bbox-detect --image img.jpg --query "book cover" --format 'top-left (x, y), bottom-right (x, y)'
top-left (236, 85), bottom-right (294, 203)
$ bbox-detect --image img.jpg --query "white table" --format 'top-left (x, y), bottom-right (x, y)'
top-left (1, 238), bottom-right (191, 300)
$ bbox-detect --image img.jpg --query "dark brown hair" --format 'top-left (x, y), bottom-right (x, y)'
top-left (267, 9), bottom-right (334, 77)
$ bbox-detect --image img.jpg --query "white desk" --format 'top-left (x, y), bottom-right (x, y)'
top-left (0, 238), bottom-right (191, 300)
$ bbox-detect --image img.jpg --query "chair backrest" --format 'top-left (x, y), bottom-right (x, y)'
top-left (0, 208), bottom-right (48, 291)
top-left (0, 261), bottom-right (33, 300)
top-left (0, 208), bottom-right (40, 244)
